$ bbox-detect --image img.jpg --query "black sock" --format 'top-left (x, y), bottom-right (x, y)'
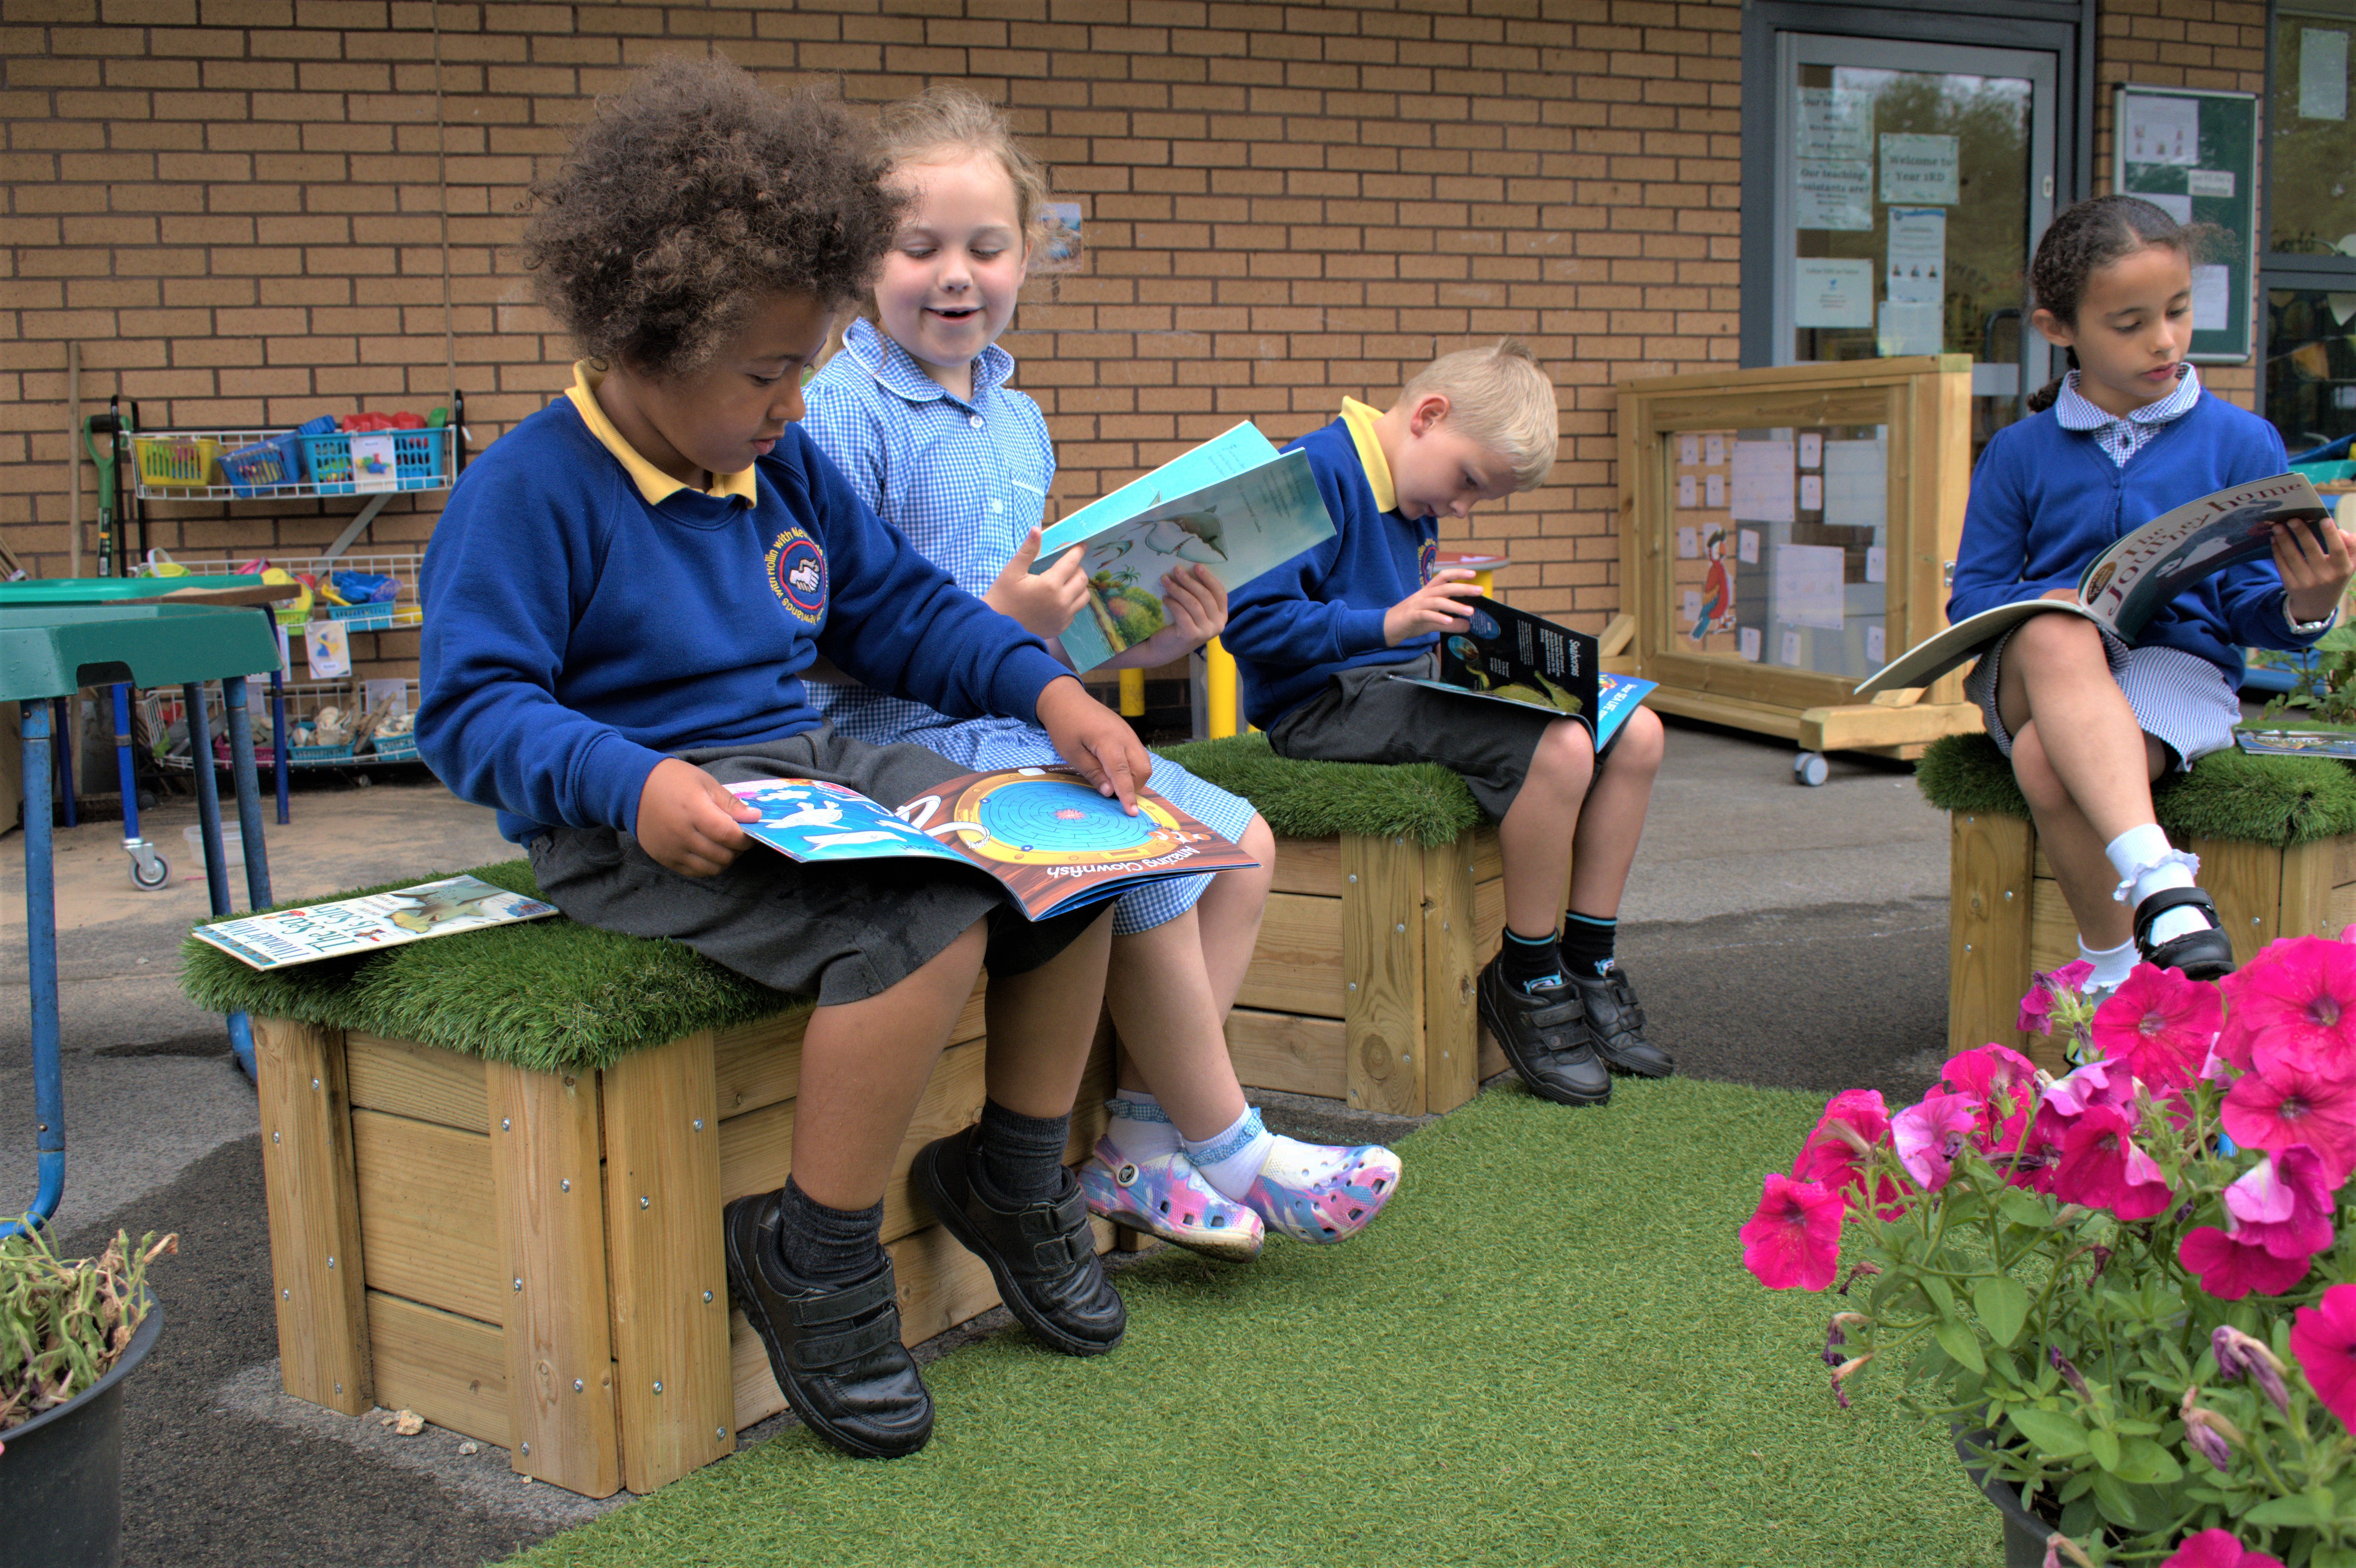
top-left (1498, 926), bottom-right (1566, 993)
top-left (1560, 911), bottom-right (1617, 978)
top-left (773, 1176), bottom-right (884, 1287)
top-left (972, 1098), bottom-right (1071, 1208)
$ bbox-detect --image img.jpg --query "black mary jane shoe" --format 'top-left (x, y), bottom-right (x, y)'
top-left (1475, 954), bottom-right (1611, 1107)
top-left (2132, 885), bottom-right (2238, 981)
top-left (913, 1126), bottom-right (1126, 1357)
top-left (1563, 966), bottom-right (1676, 1078)
top-left (722, 1192), bottom-right (933, 1459)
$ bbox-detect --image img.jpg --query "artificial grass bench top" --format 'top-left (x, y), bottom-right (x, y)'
top-left (179, 741), bottom-right (1486, 1074)
top-left (1916, 731), bottom-right (2356, 847)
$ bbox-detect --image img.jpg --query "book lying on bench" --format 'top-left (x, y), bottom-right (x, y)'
top-left (2235, 723), bottom-right (2356, 759)
top-left (192, 873), bottom-right (559, 969)
top-left (1386, 596), bottom-right (1658, 749)
top-left (1855, 471), bottom-right (2335, 697)
top-left (729, 765), bottom-right (1262, 922)
top-left (1033, 421), bottom-right (1338, 673)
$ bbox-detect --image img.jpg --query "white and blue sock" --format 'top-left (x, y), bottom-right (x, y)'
top-left (2104, 824), bottom-right (2205, 946)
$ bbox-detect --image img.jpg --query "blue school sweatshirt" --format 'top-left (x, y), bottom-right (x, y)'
top-left (1223, 416), bottom-right (1437, 729)
top-left (1947, 392), bottom-right (2320, 678)
top-left (418, 393), bottom-right (1069, 844)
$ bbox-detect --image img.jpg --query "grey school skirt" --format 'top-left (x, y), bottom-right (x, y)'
top-left (1962, 626), bottom-right (2243, 772)
top-left (525, 727), bottom-right (1104, 1006)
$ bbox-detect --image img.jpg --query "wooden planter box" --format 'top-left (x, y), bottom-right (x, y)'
top-left (1948, 810), bottom-right (2356, 1071)
top-left (251, 995), bottom-right (1113, 1499)
top-left (1224, 826), bottom-right (1508, 1118)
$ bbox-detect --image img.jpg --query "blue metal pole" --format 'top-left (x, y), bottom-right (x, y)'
top-left (223, 676), bottom-right (272, 911)
top-left (50, 696), bottom-right (75, 829)
top-left (184, 682), bottom-right (232, 919)
top-left (112, 684), bottom-right (140, 842)
top-left (269, 666), bottom-right (289, 825)
top-left (7, 701), bottom-right (67, 1239)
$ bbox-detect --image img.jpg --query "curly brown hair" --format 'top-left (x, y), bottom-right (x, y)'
top-left (521, 56), bottom-right (905, 378)
top-left (2025, 194), bottom-right (2187, 413)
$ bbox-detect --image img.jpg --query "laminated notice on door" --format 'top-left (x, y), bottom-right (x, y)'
top-left (1795, 160), bottom-right (1873, 231)
top-left (1794, 257), bottom-right (1873, 328)
top-left (2123, 94), bottom-right (2198, 164)
top-left (1797, 87), bottom-right (1874, 159)
top-left (1884, 207), bottom-right (1945, 303)
top-left (1878, 134), bottom-right (1959, 205)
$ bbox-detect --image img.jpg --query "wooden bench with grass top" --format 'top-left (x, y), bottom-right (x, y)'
top-left (180, 874), bottom-right (1117, 1499)
top-left (1921, 733), bottom-right (2356, 1071)
top-left (1159, 736), bottom-right (1511, 1116)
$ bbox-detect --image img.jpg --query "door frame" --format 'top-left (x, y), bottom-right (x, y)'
top-left (1738, 0), bottom-right (2095, 369)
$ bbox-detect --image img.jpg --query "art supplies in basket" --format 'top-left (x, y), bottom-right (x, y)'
top-left (191, 874), bottom-right (557, 970)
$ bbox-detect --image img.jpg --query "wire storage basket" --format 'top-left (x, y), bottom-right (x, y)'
top-left (147, 677), bottom-right (425, 773)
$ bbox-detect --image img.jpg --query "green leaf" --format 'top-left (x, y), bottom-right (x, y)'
top-left (1923, 1273), bottom-right (1957, 1319)
top-left (2007, 1407), bottom-right (2091, 1458)
top-left (2088, 1426), bottom-right (2122, 1473)
top-left (1976, 1274), bottom-right (2029, 1347)
top-left (2243, 1494), bottom-right (2329, 1528)
top-left (1934, 1317), bottom-right (1986, 1375)
top-left (1997, 1189), bottom-right (2052, 1228)
top-left (2088, 1472), bottom-right (2172, 1533)
top-left (2109, 1438), bottom-right (2182, 1486)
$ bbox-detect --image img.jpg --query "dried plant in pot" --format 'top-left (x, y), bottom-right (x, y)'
top-left (1740, 943), bottom-right (2356, 1567)
top-left (1, 1228), bottom-right (176, 1568)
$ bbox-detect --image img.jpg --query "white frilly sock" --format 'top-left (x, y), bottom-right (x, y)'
top-left (2104, 823), bottom-right (2206, 946)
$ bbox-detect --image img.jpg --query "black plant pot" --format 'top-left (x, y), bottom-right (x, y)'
top-left (1956, 1429), bottom-right (2063, 1568)
top-left (0, 1298), bottom-right (162, 1568)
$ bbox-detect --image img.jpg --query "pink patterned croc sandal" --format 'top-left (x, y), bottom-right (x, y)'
top-left (1242, 1139), bottom-right (1403, 1245)
top-left (1078, 1137), bottom-right (1263, 1263)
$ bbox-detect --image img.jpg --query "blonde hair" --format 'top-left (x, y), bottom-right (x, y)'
top-left (873, 85), bottom-right (1051, 250)
top-left (1401, 339), bottom-right (1559, 489)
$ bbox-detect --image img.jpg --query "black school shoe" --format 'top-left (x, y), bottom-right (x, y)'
top-left (722, 1191), bottom-right (934, 1459)
top-left (1476, 954), bottom-right (1612, 1106)
top-left (1564, 966), bottom-right (1676, 1078)
top-left (913, 1125), bottom-right (1125, 1357)
top-left (2133, 886), bottom-right (2237, 981)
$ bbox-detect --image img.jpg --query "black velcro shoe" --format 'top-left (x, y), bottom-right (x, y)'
top-left (2133, 886), bottom-right (2237, 980)
top-left (722, 1192), bottom-right (933, 1459)
top-left (1564, 966), bottom-right (1675, 1078)
top-left (1477, 954), bottom-right (1611, 1106)
top-left (913, 1126), bottom-right (1125, 1357)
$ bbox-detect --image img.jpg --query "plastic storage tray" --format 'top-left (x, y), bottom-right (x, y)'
top-left (133, 436), bottom-right (222, 490)
top-left (300, 429), bottom-right (446, 495)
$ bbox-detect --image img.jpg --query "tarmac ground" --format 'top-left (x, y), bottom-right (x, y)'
top-left (0, 718), bottom-right (1957, 1567)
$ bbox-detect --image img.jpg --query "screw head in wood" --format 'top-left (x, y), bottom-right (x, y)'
top-left (717, 1427), bottom-right (727, 1441)
top-left (640, 1195), bottom-right (650, 1209)
top-left (520, 1442), bottom-right (530, 1457)
top-left (1396, 922), bottom-right (1405, 933)
top-left (501, 1118), bottom-right (511, 1131)
top-left (1348, 873), bottom-right (1357, 882)
top-left (513, 1278), bottom-right (523, 1291)
top-left (326, 1255), bottom-right (336, 1268)
top-left (1348, 981), bottom-right (1357, 991)
top-left (703, 1290), bottom-right (714, 1303)
top-left (312, 1077), bottom-right (321, 1090)
top-left (574, 1379), bottom-right (584, 1393)
top-left (692, 1119), bottom-right (703, 1132)
top-left (560, 1179), bottom-right (570, 1192)
top-left (653, 1382), bottom-right (663, 1395)
top-left (272, 1131), bottom-right (280, 1142)
top-left (282, 1288), bottom-right (290, 1299)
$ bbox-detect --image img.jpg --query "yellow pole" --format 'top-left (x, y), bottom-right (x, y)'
top-left (1474, 569), bottom-right (1494, 598)
top-left (1207, 637), bottom-right (1237, 739)
top-left (1118, 667), bottom-right (1145, 717)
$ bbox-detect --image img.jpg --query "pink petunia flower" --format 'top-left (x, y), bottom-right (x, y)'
top-left (2090, 964), bottom-right (2221, 1095)
top-left (1793, 1089), bottom-right (1904, 1219)
top-left (2049, 1103), bottom-right (2173, 1221)
top-left (2221, 1061), bottom-right (2356, 1186)
top-left (1740, 1172), bottom-right (1843, 1291)
top-left (2291, 1283), bottom-right (2356, 1433)
top-left (2179, 1225), bottom-right (2315, 1300)
top-left (2221, 935), bottom-right (2356, 1083)
top-left (2160, 1528), bottom-right (2288, 1568)
top-left (2040, 1058), bottom-right (2138, 1123)
top-left (1891, 1091), bottom-right (1981, 1191)
top-left (1943, 1044), bottom-right (2041, 1156)
top-left (2222, 1147), bottom-right (2337, 1260)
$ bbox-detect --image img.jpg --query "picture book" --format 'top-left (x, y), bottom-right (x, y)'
top-left (1033, 421), bottom-right (1338, 673)
top-left (728, 765), bottom-right (1263, 922)
top-left (1857, 472), bottom-right (2334, 697)
top-left (1386, 596), bottom-right (1659, 748)
top-left (2235, 723), bottom-right (2356, 760)
top-left (191, 874), bottom-right (558, 970)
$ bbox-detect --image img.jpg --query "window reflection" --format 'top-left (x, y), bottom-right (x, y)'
top-left (2266, 288), bottom-right (2356, 453)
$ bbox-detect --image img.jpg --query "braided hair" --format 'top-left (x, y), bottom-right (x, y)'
top-left (2024, 195), bottom-right (2187, 413)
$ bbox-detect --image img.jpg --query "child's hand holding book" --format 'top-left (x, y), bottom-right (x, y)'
top-left (637, 757), bottom-right (762, 877)
top-left (1036, 676), bottom-right (1153, 813)
top-left (2273, 518), bottom-right (2356, 627)
top-left (987, 526), bottom-right (1089, 639)
top-left (1383, 568), bottom-right (1483, 646)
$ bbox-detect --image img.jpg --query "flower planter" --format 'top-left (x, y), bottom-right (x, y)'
top-left (1955, 1430), bottom-right (2058, 1568)
top-left (0, 1296), bottom-right (162, 1568)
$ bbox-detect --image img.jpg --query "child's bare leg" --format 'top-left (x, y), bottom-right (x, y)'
top-left (1565, 705), bottom-right (1664, 918)
top-left (1994, 616), bottom-right (2159, 845)
top-left (1193, 814), bottom-right (1275, 1013)
top-left (982, 909), bottom-right (1115, 1117)
top-left (1499, 718), bottom-right (1594, 936)
top-left (1106, 911), bottom-right (1250, 1138)
top-left (792, 920), bottom-right (989, 1210)
top-left (2008, 718), bottom-right (2168, 949)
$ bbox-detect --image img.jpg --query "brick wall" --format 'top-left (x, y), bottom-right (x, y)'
top-left (2, 0), bottom-right (1748, 660)
top-left (2092, 0), bottom-right (2269, 407)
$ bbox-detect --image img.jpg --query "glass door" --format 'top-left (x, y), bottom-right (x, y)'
top-left (1772, 35), bottom-right (2058, 458)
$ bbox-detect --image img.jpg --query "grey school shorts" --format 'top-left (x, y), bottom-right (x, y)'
top-left (1268, 649), bottom-right (1573, 821)
top-left (525, 726), bottom-right (1104, 1007)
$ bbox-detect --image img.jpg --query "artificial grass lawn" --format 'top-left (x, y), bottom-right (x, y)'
top-left (1918, 731), bottom-right (2356, 845)
top-left (505, 1078), bottom-right (2000, 1568)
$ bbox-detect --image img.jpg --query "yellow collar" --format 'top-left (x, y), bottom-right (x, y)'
top-left (564, 363), bottom-right (760, 507)
top-left (1337, 397), bottom-right (1397, 515)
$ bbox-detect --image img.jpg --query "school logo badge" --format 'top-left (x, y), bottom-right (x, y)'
top-left (766, 525), bottom-right (827, 626)
top-left (1417, 537), bottom-right (1439, 585)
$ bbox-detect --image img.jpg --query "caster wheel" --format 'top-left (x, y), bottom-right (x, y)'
top-left (1795, 752), bottom-right (1830, 787)
top-left (137, 790), bottom-right (157, 811)
top-left (130, 854), bottom-right (171, 890)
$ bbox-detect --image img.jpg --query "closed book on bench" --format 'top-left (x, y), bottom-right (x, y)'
top-left (729, 765), bottom-right (1262, 922)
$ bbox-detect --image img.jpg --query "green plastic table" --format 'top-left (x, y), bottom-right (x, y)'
top-left (2, 603), bottom-right (282, 1237)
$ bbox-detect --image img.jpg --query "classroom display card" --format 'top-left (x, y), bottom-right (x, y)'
top-left (1386, 596), bottom-right (1658, 749)
top-left (191, 875), bottom-right (558, 970)
top-left (1036, 421), bottom-right (1339, 673)
top-left (730, 767), bottom-right (1261, 922)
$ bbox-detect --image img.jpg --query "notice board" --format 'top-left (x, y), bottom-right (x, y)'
top-left (2112, 84), bottom-right (2260, 363)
